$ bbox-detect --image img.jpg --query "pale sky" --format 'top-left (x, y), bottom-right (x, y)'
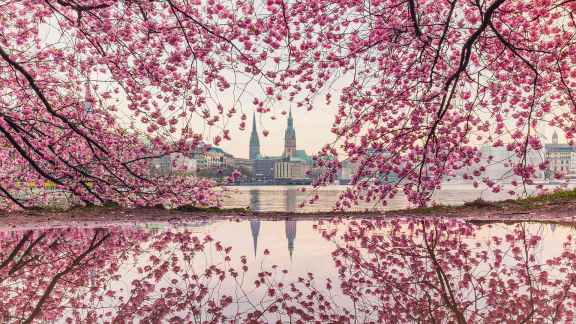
top-left (35, 16), bottom-right (565, 162)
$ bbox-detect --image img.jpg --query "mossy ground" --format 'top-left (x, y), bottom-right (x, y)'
top-left (387, 188), bottom-right (576, 216)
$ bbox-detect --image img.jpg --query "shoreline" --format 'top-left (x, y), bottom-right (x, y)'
top-left (0, 189), bottom-right (576, 229)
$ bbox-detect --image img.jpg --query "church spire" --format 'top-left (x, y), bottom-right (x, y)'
top-left (552, 131), bottom-right (559, 144)
top-left (284, 108), bottom-right (296, 158)
top-left (249, 112), bottom-right (260, 160)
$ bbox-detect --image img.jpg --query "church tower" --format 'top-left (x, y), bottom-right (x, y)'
top-left (249, 112), bottom-right (261, 160)
top-left (552, 131), bottom-right (559, 144)
top-left (284, 108), bottom-right (296, 158)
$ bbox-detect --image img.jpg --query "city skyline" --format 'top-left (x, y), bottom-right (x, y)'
top-left (220, 106), bottom-right (336, 159)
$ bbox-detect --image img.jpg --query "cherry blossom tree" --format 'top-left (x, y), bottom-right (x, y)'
top-left (1, 0), bottom-right (575, 209)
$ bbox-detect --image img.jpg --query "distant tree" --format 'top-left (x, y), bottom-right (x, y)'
top-left (1, 0), bottom-right (575, 209)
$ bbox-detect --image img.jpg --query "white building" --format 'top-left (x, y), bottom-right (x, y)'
top-left (274, 161), bottom-right (307, 179)
top-left (479, 145), bottom-right (545, 181)
top-left (545, 131), bottom-right (576, 176)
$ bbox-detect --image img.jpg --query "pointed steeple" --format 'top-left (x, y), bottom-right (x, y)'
top-left (249, 112), bottom-right (261, 160)
top-left (552, 131), bottom-right (559, 144)
top-left (252, 112), bottom-right (257, 132)
top-left (287, 107), bottom-right (294, 130)
top-left (284, 108), bottom-right (296, 158)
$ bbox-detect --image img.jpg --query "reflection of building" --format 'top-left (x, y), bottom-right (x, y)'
top-left (249, 189), bottom-right (260, 211)
top-left (285, 189), bottom-right (297, 212)
top-left (248, 190), bottom-right (298, 259)
top-left (249, 190), bottom-right (261, 257)
top-left (285, 220), bottom-right (297, 260)
top-left (250, 219), bottom-right (260, 257)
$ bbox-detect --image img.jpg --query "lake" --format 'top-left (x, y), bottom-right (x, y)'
top-left (222, 183), bottom-right (561, 212)
top-left (2, 216), bottom-right (576, 322)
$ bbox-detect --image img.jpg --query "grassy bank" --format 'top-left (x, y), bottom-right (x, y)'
top-left (386, 188), bottom-right (576, 217)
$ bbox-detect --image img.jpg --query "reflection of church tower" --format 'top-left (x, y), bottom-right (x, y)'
top-left (249, 189), bottom-right (260, 211)
top-left (286, 189), bottom-right (297, 213)
top-left (285, 220), bottom-right (297, 260)
top-left (249, 190), bottom-right (261, 256)
top-left (284, 108), bottom-right (296, 158)
top-left (250, 219), bottom-right (261, 257)
top-left (552, 131), bottom-right (559, 144)
top-left (250, 112), bottom-right (261, 160)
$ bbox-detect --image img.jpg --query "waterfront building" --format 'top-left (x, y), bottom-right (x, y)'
top-left (193, 147), bottom-right (234, 170)
top-left (232, 158), bottom-right (254, 175)
top-left (479, 145), bottom-right (544, 181)
top-left (274, 160), bottom-right (306, 179)
top-left (253, 157), bottom-right (282, 179)
top-left (248, 109), bottom-right (312, 181)
top-left (545, 131), bottom-right (576, 175)
top-left (151, 153), bottom-right (197, 176)
top-left (339, 159), bottom-right (359, 184)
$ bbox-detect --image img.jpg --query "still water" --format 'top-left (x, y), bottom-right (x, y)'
top-left (222, 183), bottom-right (551, 212)
top-left (2, 217), bottom-right (576, 323)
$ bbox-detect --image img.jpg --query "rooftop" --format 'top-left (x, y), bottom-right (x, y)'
top-left (545, 144), bottom-right (575, 152)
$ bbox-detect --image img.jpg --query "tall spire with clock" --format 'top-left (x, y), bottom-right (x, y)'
top-left (284, 108), bottom-right (296, 158)
top-left (249, 112), bottom-right (261, 160)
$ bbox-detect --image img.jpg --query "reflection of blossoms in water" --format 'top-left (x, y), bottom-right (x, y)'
top-left (317, 218), bottom-right (576, 323)
top-left (0, 219), bottom-right (576, 322)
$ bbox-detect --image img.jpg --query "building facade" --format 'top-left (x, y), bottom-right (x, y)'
top-left (248, 108), bottom-right (312, 181)
top-left (545, 131), bottom-right (576, 176)
top-left (151, 153), bottom-right (197, 176)
top-left (193, 147), bottom-right (234, 170)
top-left (274, 161), bottom-right (306, 179)
top-left (253, 158), bottom-right (281, 179)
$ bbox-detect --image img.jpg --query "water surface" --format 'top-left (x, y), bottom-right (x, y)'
top-left (222, 183), bottom-right (555, 212)
top-left (1, 216), bottom-right (576, 323)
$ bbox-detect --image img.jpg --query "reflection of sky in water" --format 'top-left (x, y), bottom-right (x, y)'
top-left (2, 219), bottom-right (576, 322)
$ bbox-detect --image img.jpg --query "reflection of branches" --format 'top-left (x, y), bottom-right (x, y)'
top-left (23, 230), bottom-right (110, 324)
top-left (422, 221), bottom-right (466, 324)
top-left (319, 218), bottom-right (576, 322)
top-left (2, 220), bottom-right (576, 322)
